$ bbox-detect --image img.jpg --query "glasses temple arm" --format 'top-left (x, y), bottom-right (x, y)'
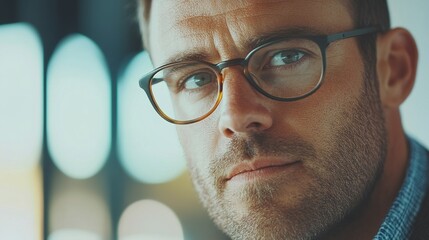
top-left (327, 26), bottom-right (379, 44)
top-left (151, 78), bottom-right (163, 85)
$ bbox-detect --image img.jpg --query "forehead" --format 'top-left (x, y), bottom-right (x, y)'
top-left (148, 0), bottom-right (352, 65)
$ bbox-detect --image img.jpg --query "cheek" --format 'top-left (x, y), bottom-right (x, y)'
top-left (323, 40), bottom-right (366, 100)
top-left (176, 121), bottom-right (219, 167)
top-left (274, 41), bottom-right (365, 148)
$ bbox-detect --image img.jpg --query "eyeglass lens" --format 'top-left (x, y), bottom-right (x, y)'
top-left (150, 38), bottom-right (324, 122)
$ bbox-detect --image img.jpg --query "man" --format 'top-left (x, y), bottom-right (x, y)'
top-left (137, 0), bottom-right (428, 239)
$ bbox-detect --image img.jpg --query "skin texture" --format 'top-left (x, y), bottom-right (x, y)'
top-left (145, 0), bottom-right (418, 239)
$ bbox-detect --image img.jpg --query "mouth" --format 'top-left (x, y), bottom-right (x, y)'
top-left (225, 159), bottom-right (301, 183)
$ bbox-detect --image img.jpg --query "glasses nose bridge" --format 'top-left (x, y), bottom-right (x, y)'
top-left (215, 58), bottom-right (246, 73)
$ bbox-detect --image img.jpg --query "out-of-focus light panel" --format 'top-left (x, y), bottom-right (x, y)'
top-left (117, 51), bottom-right (186, 184)
top-left (0, 167), bottom-right (43, 240)
top-left (48, 174), bottom-right (111, 240)
top-left (0, 23), bottom-right (43, 170)
top-left (47, 34), bottom-right (111, 179)
top-left (118, 199), bottom-right (184, 240)
top-left (48, 229), bottom-right (102, 240)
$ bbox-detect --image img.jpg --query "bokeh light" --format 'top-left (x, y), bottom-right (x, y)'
top-left (118, 199), bottom-right (184, 240)
top-left (47, 34), bottom-right (111, 179)
top-left (48, 229), bottom-right (102, 240)
top-left (0, 167), bottom-right (43, 240)
top-left (48, 173), bottom-right (111, 240)
top-left (117, 51), bottom-right (186, 184)
top-left (0, 21), bottom-right (43, 240)
top-left (0, 23), bottom-right (43, 170)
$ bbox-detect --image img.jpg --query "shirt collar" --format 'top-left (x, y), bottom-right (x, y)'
top-left (374, 137), bottom-right (429, 239)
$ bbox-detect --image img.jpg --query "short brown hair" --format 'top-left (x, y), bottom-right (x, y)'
top-left (347, 0), bottom-right (390, 78)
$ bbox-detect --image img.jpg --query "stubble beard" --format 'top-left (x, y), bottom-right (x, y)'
top-left (186, 69), bottom-right (387, 240)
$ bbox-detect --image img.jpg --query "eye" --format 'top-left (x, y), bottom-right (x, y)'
top-left (269, 50), bottom-right (305, 67)
top-left (183, 72), bottom-right (215, 90)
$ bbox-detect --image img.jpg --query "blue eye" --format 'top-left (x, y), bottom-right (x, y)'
top-left (270, 50), bottom-right (305, 67)
top-left (184, 72), bottom-right (214, 90)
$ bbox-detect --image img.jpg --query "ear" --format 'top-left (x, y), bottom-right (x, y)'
top-left (376, 28), bottom-right (418, 108)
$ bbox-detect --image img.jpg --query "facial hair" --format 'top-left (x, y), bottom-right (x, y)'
top-left (186, 70), bottom-right (387, 240)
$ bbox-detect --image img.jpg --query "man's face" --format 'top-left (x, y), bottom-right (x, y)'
top-left (148, 0), bottom-right (387, 239)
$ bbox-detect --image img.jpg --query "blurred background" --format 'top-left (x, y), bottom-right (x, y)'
top-left (0, 0), bottom-right (428, 240)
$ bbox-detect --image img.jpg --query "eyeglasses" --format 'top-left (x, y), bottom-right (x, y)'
top-left (139, 27), bottom-right (379, 124)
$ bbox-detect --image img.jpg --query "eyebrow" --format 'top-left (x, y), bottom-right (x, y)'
top-left (246, 26), bottom-right (325, 49)
top-left (162, 26), bottom-right (326, 66)
top-left (164, 52), bottom-right (212, 66)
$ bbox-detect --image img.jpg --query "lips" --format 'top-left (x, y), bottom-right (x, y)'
top-left (226, 158), bottom-right (299, 180)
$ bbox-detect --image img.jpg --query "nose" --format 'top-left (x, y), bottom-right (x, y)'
top-left (218, 68), bottom-right (273, 138)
